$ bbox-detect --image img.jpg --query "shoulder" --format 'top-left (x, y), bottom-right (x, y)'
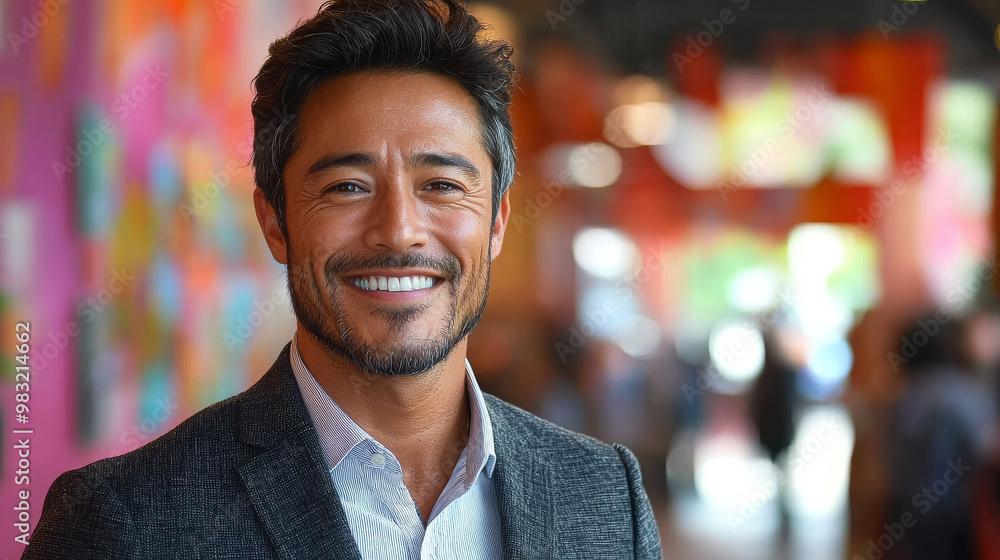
top-left (484, 394), bottom-right (604, 447)
top-left (484, 394), bottom-right (662, 559)
top-left (64, 351), bottom-right (298, 489)
top-left (50, 389), bottom-right (253, 507)
top-left (109, 390), bottom-right (244, 469)
top-left (25, 392), bottom-right (254, 558)
top-left (484, 393), bottom-right (634, 474)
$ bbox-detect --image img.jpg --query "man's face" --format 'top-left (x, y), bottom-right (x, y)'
top-left (257, 71), bottom-right (509, 376)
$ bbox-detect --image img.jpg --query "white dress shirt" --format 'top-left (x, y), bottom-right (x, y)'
top-left (289, 335), bottom-right (503, 560)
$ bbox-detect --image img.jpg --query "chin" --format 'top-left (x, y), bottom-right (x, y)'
top-left (340, 340), bottom-right (458, 377)
top-left (322, 319), bottom-right (459, 377)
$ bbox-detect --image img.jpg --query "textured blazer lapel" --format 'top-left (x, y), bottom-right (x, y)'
top-left (487, 396), bottom-right (557, 560)
top-left (235, 344), bottom-right (362, 560)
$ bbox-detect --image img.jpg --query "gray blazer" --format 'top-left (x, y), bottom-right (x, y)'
top-left (23, 344), bottom-right (662, 559)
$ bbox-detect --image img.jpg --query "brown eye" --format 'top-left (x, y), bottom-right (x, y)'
top-left (423, 181), bottom-right (461, 192)
top-left (326, 182), bottom-right (366, 194)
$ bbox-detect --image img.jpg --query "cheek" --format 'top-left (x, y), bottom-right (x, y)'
top-left (288, 234), bottom-right (340, 294)
top-left (446, 219), bottom-right (484, 244)
top-left (294, 213), bottom-right (355, 259)
top-left (287, 197), bottom-right (360, 243)
top-left (432, 214), bottom-right (491, 266)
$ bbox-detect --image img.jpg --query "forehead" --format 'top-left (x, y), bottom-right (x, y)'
top-left (292, 71), bottom-right (486, 164)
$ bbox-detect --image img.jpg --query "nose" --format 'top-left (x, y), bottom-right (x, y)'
top-left (362, 183), bottom-right (429, 253)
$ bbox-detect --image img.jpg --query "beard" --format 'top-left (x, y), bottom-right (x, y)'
top-left (285, 246), bottom-right (491, 376)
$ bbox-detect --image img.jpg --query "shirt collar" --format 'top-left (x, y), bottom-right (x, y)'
top-left (289, 333), bottom-right (497, 482)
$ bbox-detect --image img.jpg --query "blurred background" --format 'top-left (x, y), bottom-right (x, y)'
top-left (3, 0), bottom-right (1000, 558)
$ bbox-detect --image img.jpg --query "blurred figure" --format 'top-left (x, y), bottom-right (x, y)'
top-left (963, 309), bottom-right (1000, 559)
top-left (748, 330), bottom-right (798, 543)
top-left (579, 339), bottom-right (646, 449)
top-left (887, 314), bottom-right (998, 560)
top-left (536, 321), bottom-right (587, 434)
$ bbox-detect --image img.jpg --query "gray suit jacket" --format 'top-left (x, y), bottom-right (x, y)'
top-left (23, 345), bottom-right (662, 559)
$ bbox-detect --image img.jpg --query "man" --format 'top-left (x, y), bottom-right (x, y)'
top-left (24, 1), bottom-right (661, 558)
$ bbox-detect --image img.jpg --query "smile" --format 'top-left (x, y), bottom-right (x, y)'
top-left (349, 275), bottom-right (438, 292)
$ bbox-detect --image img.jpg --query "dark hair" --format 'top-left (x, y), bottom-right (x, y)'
top-left (250, 0), bottom-right (516, 236)
top-left (898, 313), bottom-right (963, 375)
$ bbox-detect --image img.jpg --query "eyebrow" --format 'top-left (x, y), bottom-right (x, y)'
top-left (304, 151), bottom-right (483, 184)
top-left (411, 152), bottom-right (482, 183)
top-left (305, 152), bottom-right (379, 177)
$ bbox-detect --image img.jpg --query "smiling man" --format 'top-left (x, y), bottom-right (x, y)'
top-left (24, 1), bottom-right (661, 559)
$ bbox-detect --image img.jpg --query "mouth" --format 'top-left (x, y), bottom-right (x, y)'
top-left (347, 274), bottom-right (440, 293)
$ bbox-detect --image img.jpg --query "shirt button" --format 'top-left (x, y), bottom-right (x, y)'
top-left (372, 452), bottom-right (386, 466)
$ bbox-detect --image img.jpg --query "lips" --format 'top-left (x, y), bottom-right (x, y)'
top-left (349, 275), bottom-right (437, 292)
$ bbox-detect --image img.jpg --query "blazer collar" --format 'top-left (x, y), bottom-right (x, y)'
top-left (235, 344), bottom-right (557, 559)
top-left (487, 394), bottom-right (557, 559)
top-left (235, 343), bottom-right (362, 560)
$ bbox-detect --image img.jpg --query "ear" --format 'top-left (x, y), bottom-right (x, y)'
top-left (489, 190), bottom-right (511, 260)
top-left (254, 188), bottom-right (288, 265)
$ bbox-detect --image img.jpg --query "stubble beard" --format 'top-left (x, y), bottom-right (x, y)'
top-left (286, 246), bottom-right (491, 376)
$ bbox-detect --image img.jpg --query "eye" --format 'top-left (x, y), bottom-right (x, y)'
top-left (423, 181), bottom-right (463, 193)
top-left (324, 181), bottom-right (367, 195)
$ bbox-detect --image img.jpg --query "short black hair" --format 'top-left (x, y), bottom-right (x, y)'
top-left (898, 313), bottom-right (963, 375)
top-left (250, 0), bottom-right (516, 236)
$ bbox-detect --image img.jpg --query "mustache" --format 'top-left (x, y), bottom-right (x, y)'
top-left (324, 252), bottom-right (461, 281)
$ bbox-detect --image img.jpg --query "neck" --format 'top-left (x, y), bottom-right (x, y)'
top-left (295, 325), bottom-right (471, 520)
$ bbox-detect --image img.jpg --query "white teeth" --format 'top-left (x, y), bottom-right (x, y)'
top-left (352, 275), bottom-right (436, 292)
